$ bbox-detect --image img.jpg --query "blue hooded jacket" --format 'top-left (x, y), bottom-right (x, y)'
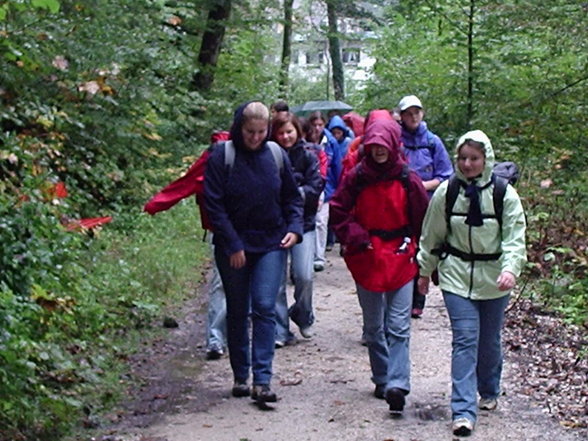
top-left (400, 121), bottom-right (453, 197)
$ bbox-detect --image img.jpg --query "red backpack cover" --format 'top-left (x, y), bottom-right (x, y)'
top-left (143, 130), bottom-right (230, 231)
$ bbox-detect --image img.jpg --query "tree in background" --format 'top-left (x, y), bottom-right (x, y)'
top-left (326, 0), bottom-right (345, 100)
top-left (192, 0), bottom-right (232, 92)
top-left (279, 0), bottom-right (295, 97)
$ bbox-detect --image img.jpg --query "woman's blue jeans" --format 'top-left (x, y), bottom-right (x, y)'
top-left (215, 247), bottom-right (286, 385)
top-left (443, 291), bottom-right (510, 422)
top-left (275, 230), bottom-right (316, 342)
top-left (357, 280), bottom-right (412, 393)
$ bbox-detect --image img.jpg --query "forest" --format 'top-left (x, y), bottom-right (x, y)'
top-left (0, 0), bottom-right (586, 440)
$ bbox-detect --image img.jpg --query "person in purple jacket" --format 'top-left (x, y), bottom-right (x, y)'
top-left (204, 101), bottom-right (304, 405)
top-left (398, 95), bottom-right (453, 319)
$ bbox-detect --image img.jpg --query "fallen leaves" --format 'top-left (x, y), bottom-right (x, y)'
top-left (504, 298), bottom-right (588, 429)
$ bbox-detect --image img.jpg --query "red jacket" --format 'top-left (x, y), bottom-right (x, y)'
top-left (330, 118), bottom-right (429, 292)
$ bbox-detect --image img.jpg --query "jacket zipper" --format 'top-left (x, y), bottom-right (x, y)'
top-left (467, 225), bottom-right (475, 298)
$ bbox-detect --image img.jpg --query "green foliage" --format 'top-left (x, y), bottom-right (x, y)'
top-left (364, 0), bottom-right (588, 323)
top-left (0, 202), bottom-right (207, 441)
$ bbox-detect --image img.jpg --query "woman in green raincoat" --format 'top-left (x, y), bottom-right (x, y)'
top-left (417, 130), bottom-right (526, 437)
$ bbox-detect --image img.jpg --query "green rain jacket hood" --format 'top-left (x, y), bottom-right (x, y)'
top-left (417, 130), bottom-right (527, 300)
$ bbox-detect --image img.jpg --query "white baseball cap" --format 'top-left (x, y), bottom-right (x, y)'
top-left (398, 95), bottom-right (423, 112)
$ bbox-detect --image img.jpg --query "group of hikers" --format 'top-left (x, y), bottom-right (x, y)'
top-left (145, 97), bottom-right (527, 437)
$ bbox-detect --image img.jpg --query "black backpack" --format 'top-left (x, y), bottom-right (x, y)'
top-left (445, 161), bottom-right (519, 232)
top-left (435, 161), bottom-right (520, 262)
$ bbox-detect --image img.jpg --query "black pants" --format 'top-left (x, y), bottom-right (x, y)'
top-left (412, 278), bottom-right (426, 310)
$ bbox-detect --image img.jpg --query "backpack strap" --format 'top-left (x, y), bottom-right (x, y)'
top-left (445, 174), bottom-right (462, 233)
top-left (492, 175), bottom-right (509, 230)
top-left (224, 140), bottom-right (235, 168)
top-left (266, 141), bottom-right (284, 173)
top-left (224, 140), bottom-right (283, 173)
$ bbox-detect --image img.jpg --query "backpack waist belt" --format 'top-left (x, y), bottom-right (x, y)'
top-left (432, 243), bottom-right (501, 262)
top-left (369, 226), bottom-right (411, 241)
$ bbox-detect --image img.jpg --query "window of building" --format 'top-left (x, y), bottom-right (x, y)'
top-left (342, 48), bottom-right (360, 64)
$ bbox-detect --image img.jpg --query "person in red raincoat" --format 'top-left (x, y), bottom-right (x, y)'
top-left (329, 117), bottom-right (429, 414)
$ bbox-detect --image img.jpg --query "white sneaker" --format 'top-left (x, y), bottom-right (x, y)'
top-left (479, 397), bottom-right (498, 411)
top-left (452, 418), bottom-right (474, 437)
top-left (299, 326), bottom-right (314, 339)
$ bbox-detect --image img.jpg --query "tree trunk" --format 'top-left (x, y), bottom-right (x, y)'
top-left (192, 0), bottom-right (232, 92)
top-left (279, 0), bottom-right (294, 98)
top-left (466, 0), bottom-right (475, 128)
top-left (326, 0), bottom-right (344, 100)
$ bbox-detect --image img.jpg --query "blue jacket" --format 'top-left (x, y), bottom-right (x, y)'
top-left (204, 104), bottom-right (304, 256)
top-left (400, 121), bottom-right (453, 197)
top-left (319, 127), bottom-right (343, 202)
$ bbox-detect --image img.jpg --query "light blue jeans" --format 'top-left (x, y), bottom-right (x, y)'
top-left (314, 194), bottom-right (328, 266)
top-left (206, 261), bottom-right (227, 351)
top-left (275, 230), bottom-right (316, 342)
top-left (357, 280), bottom-right (412, 393)
top-left (443, 291), bottom-right (510, 422)
top-left (215, 247), bottom-right (286, 385)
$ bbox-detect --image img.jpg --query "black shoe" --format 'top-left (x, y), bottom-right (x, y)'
top-left (386, 387), bottom-right (405, 413)
top-left (231, 381), bottom-right (250, 398)
top-left (251, 384), bottom-right (277, 403)
top-left (374, 384), bottom-right (386, 399)
top-left (206, 347), bottom-right (224, 360)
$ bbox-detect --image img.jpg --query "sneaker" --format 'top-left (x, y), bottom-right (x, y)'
top-left (452, 418), bottom-right (474, 436)
top-left (231, 381), bottom-right (250, 398)
top-left (299, 325), bottom-right (314, 339)
top-left (479, 397), bottom-right (498, 411)
top-left (205, 346), bottom-right (224, 360)
top-left (313, 262), bottom-right (325, 272)
top-left (360, 337), bottom-right (368, 346)
top-left (385, 387), bottom-right (405, 413)
top-left (326, 244), bottom-right (333, 252)
top-left (251, 384), bottom-right (277, 403)
top-left (374, 384), bottom-right (386, 399)
top-left (275, 340), bottom-right (286, 349)
top-left (411, 308), bottom-right (423, 319)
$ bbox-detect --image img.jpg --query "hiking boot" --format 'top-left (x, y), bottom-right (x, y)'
top-left (385, 387), bottom-right (405, 413)
top-left (479, 397), bottom-right (498, 411)
top-left (231, 381), bottom-right (250, 398)
top-left (452, 417), bottom-right (474, 436)
top-left (374, 384), bottom-right (386, 399)
top-left (411, 308), bottom-right (423, 319)
top-left (251, 384), bottom-right (277, 403)
top-left (205, 346), bottom-right (224, 360)
top-left (299, 325), bottom-right (314, 339)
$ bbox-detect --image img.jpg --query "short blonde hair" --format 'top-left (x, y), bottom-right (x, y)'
top-left (243, 101), bottom-right (270, 122)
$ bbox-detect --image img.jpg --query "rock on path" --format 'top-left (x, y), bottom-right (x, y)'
top-left (116, 252), bottom-right (584, 441)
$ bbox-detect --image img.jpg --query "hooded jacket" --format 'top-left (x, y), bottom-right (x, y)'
top-left (401, 121), bottom-right (453, 196)
top-left (204, 102), bottom-right (304, 255)
top-left (417, 130), bottom-right (527, 300)
top-left (281, 139), bottom-right (324, 232)
top-left (330, 119), bottom-right (429, 292)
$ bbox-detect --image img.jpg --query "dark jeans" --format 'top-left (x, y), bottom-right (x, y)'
top-left (412, 276), bottom-right (426, 310)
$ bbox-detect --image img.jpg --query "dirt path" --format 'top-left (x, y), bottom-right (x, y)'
top-left (106, 252), bottom-right (586, 441)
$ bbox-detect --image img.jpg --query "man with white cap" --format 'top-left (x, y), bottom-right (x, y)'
top-left (398, 95), bottom-right (453, 319)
